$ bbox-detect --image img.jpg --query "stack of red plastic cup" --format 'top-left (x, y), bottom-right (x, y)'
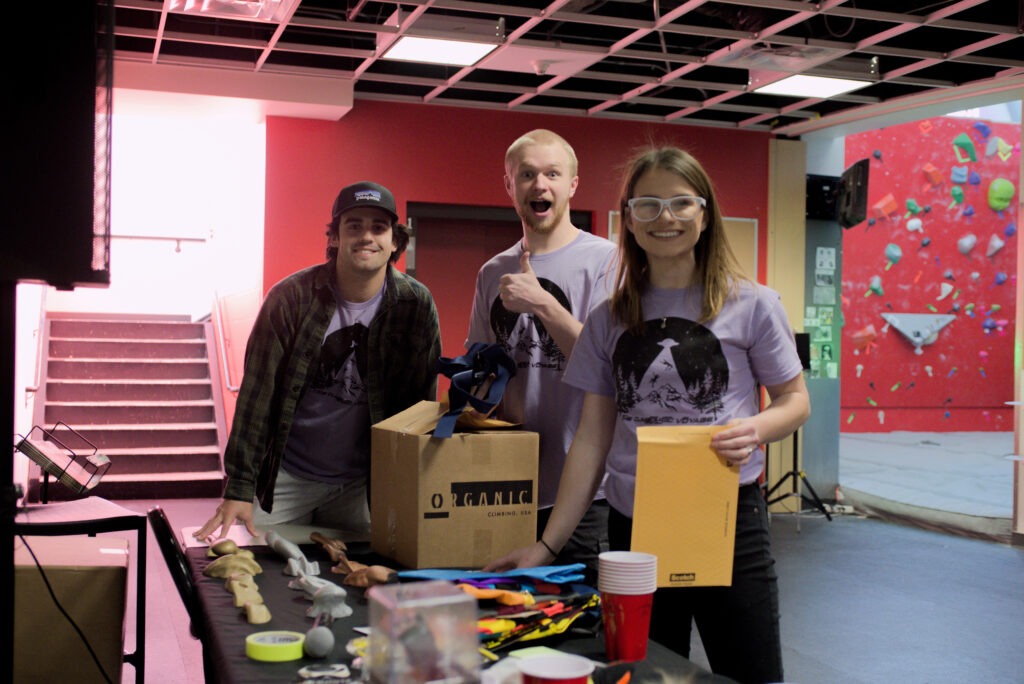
top-left (597, 551), bottom-right (657, 662)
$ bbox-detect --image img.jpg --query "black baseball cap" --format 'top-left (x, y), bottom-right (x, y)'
top-left (331, 181), bottom-right (399, 223)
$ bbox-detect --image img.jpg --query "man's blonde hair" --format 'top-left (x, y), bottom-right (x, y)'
top-left (504, 129), bottom-right (578, 176)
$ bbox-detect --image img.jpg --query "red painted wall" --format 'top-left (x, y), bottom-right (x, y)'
top-left (264, 101), bottom-right (772, 290)
top-left (841, 116), bottom-right (1020, 432)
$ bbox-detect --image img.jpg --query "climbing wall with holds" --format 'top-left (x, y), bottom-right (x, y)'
top-left (841, 116), bottom-right (1020, 432)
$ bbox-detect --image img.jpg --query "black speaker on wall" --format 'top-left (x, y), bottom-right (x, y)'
top-left (806, 174), bottom-right (839, 221)
top-left (838, 158), bottom-right (870, 229)
top-left (794, 332), bottom-right (811, 371)
top-left (0, 2), bottom-right (113, 289)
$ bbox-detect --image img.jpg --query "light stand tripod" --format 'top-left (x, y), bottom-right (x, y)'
top-left (765, 428), bottom-right (831, 531)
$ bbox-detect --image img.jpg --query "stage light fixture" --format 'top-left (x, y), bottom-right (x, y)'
top-left (14, 423), bottom-right (111, 503)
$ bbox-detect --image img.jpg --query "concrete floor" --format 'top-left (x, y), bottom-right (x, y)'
top-left (837, 431), bottom-right (1016, 542)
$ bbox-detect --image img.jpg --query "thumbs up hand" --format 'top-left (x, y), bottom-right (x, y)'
top-left (519, 250), bottom-right (534, 275)
top-left (498, 250), bottom-right (546, 314)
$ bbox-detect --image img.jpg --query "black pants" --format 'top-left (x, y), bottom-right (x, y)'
top-left (538, 499), bottom-right (609, 586)
top-left (608, 484), bottom-right (783, 684)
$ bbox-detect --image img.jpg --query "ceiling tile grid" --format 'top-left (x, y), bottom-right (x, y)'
top-left (111, 0), bottom-right (1024, 136)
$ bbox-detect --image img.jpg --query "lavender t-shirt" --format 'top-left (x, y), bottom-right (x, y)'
top-left (467, 230), bottom-right (617, 508)
top-left (563, 280), bottom-right (803, 517)
top-left (282, 286), bottom-right (383, 483)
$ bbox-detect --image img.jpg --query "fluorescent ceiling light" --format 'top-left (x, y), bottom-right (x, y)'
top-left (167, 0), bottom-right (300, 23)
top-left (754, 74), bottom-right (872, 98)
top-left (380, 13), bottom-right (503, 67)
top-left (382, 36), bottom-right (498, 67)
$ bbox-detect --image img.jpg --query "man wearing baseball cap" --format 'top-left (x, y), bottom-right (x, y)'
top-left (197, 181), bottom-right (441, 542)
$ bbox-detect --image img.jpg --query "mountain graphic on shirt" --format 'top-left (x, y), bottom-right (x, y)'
top-left (489, 277), bottom-right (572, 370)
top-left (612, 316), bottom-right (728, 423)
top-left (310, 322), bottom-right (368, 404)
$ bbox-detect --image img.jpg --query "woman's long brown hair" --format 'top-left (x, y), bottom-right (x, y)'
top-left (610, 146), bottom-right (748, 335)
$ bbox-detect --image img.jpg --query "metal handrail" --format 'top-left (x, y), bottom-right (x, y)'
top-left (213, 292), bottom-right (240, 393)
top-left (25, 288), bottom-right (49, 395)
top-left (112, 233), bottom-right (207, 252)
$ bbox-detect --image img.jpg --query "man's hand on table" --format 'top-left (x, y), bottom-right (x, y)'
top-left (194, 499), bottom-right (258, 542)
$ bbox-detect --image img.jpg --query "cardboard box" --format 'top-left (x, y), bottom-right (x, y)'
top-left (631, 425), bottom-right (739, 587)
top-left (14, 535), bottom-right (128, 684)
top-left (371, 401), bottom-right (538, 569)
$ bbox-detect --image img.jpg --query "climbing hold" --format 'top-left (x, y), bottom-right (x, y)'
top-left (922, 163), bottom-right (942, 186)
top-left (988, 178), bottom-right (1015, 214)
top-left (953, 132), bottom-right (977, 162)
top-left (986, 234), bottom-right (1005, 258)
top-left (867, 274), bottom-right (884, 296)
top-left (949, 186), bottom-right (965, 208)
top-left (884, 243), bottom-right (902, 269)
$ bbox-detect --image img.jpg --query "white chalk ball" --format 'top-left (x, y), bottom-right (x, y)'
top-left (304, 626), bottom-right (335, 658)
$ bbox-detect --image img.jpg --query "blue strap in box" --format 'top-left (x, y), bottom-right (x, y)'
top-left (433, 343), bottom-right (517, 439)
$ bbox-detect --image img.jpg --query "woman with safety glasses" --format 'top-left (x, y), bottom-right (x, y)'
top-left (487, 146), bottom-right (809, 684)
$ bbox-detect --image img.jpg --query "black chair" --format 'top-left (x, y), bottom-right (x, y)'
top-left (146, 506), bottom-right (204, 639)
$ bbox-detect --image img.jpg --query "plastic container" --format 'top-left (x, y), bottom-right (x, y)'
top-left (366, 580), bottom-right (480, 683)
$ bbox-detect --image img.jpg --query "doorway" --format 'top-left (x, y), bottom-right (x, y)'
top-left (412, 215), bottom-right (521, 368)
top-left (407, 203), bottom-right (592, 399)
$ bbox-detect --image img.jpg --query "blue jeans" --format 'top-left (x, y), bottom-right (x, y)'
top-left (608, 484), bottom-right (783, 684)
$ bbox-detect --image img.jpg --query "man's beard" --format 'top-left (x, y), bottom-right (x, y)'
top-left (519, 198), bottom-right (567, 234)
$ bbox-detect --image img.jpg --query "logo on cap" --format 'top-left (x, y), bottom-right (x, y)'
top-left (354, 189), bottom-right (382, 203)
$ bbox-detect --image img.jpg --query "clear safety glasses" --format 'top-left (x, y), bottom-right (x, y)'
top-left (627, 195), bottom-right (706, 222)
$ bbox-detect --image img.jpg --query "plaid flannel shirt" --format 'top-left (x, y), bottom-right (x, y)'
top-left (222, 262), bottom-right (441, 511)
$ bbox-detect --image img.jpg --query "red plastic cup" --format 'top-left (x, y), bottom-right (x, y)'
top-left (517, 654), bottom-right (595, 684)
top-left (601, 591), bottom-right (654, 662)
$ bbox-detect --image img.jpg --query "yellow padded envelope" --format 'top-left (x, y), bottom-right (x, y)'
top-left (631, 425), bottom-right (739, 588)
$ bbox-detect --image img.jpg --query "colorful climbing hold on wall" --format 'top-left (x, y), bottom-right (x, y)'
top-left (986, 234), bottom-right (1005, 257)
top-left (884, 243), bottom-right (902, 269)
top-left (949, 185), bottom-right (965, 208)
top-left (953, 132), bottom-right (977, 162)
top-left (988, 178), bottom-right (1015, 213)
top-left (873, 193), bottom-right (898, 219)
top-left (922, 162), bottom-right (942, 187)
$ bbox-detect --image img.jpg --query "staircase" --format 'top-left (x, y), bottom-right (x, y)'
top-left (25, 313), bottom-right (228, 501)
